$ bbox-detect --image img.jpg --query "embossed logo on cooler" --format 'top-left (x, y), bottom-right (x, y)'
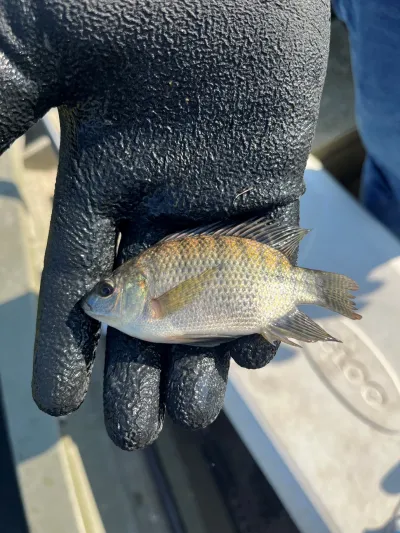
top-left (303, 321), bottom-right (400, 433)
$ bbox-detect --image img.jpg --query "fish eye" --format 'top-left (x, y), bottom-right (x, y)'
top-left (98, 281), bottom-right (114, 298)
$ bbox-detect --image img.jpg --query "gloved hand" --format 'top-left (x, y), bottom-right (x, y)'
top-left (0, 0), bottom-right (330, 450)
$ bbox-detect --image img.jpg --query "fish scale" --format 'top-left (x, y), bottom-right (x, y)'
top-left (135, 236), bottom-right (293, 339)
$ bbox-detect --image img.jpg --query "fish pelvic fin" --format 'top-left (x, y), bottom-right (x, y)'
top-left (166, 334), bottom-right (240, 347)
top-left (151, 266), bottom-right (219, 319)
top-left (262, 308), bottom-right (340, 347)
top-left (300, 268), bottom-right (362, 320)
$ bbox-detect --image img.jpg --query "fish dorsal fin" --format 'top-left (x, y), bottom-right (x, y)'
top-left (151, 266), bottom-right (219, 319)
top-left (160, 217), bottom-right (311, 260)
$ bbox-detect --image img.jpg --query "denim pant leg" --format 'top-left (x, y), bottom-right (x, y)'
top-left (361, 157), bottom-right (400, 237)
top-left (332, 0), bottom-right (400, 238)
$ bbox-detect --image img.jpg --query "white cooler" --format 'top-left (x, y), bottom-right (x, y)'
top-left (225, 164), bottom-right (400, 533)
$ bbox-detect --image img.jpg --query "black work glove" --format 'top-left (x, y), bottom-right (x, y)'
top-left (0, 0), bottom-right (330, 450)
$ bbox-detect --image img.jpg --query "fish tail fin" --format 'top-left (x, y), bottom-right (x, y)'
top-left (300, 268), bottom-right (362, 320)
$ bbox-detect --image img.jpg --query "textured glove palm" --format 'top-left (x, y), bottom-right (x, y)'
top-left (0, 0), bottom-right (330, 449)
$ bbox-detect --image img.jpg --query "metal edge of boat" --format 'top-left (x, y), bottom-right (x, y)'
top-left (0, 137), bottom-right (106, 533)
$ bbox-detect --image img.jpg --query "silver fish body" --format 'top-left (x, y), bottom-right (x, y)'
top-left (82, 218), bottom-right (361, 348)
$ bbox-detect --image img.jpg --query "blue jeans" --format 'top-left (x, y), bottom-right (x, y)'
top-left (332, 0), bottom-right (400, 238)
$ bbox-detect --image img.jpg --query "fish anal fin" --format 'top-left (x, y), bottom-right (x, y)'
top-left (260, 330), bottom-right (279, 345)
top-left (152, 267), bottom-right (219, 319)
top-left (262, 329), bottom-right (301, 348)
top-left (269, 308), bottom-right (341, 344)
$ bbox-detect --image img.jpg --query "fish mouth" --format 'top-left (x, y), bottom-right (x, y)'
top-left (81, 299), bottom-right (93, 314)
top-left (81, 299), bottom-right (109, 323)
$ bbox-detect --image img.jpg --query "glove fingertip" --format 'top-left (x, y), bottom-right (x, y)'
top-left (104, 406), bottom-right (164, 451)
top-left (32, 385), bottom-right (87, 417)
top-left (104, 330), bottom-right (165, 450)
top-left (166, 347), bottom-right (229, 430)
top-left (229, 335), bottom-right (279, 369)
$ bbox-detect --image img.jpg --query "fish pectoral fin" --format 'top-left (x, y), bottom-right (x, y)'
top-left (151, 266), bottom-right (219, 319)
top-left (262, 308), bottom-right (340, 347)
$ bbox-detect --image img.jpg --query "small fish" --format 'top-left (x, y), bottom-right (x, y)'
top-left (82, 217), bottom-right (361, 348)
